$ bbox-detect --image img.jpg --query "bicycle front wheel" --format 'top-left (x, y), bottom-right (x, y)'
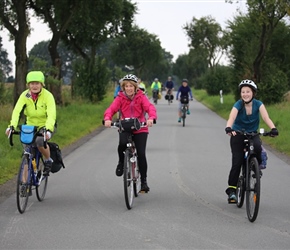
top-left (246, 157), bottom-right (260, 222)
top-left (123, 150), bottom-right (134, 209)
top-left (16, 156), bottom-right (30, 214)
top-left (182, 110), bottom-right (186, 127)
top-left (36, 157), bottom-right (48, 201)
top-left (236, 167), bottom-right (245, 208)
top-left (133, 160), bottom-right (141, 197)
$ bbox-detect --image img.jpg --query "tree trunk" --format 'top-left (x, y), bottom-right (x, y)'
top-left (48, 37), bottom-right (62, 105)
top-left (13, 0), bottom-right (29, 105)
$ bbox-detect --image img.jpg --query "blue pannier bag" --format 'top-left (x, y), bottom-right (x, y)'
top-left (260, 145), bottom-right (268, 169)
top-left (19, 125), bottom-right (37, 144)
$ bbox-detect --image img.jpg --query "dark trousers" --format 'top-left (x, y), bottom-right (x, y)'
top-left (118, 132), bottom-right (148, 182)
top-left (227, 134), bottom-right (262, 190)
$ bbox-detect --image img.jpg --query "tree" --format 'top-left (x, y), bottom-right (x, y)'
top-left (247, 0), bottom-right (290, 83)
top-left (0, 36), bottom-right (13, 80)
top-left (0, 0), bottom-right (30, 104)
top-left (183, 16), bottom-right (226, 71)
top-left (110, 26), bottom-right (164, 77)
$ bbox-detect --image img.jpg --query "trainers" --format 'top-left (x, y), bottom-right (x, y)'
top-left (187, 109), bottom-right (190, 115)
top-left (141, 182), bottom-right (150, 192)
top-left (228, 192), bottom-right (237, 204)
top-left (116, 163), bottom-right (123, 177)
top-left (178, 118), bottom-right (181, 123)
top-left (43, 160), bottom-right (52, 176)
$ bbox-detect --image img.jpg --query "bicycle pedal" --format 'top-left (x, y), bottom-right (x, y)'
top-left (228, 199), bottom-right (237, 204)
top-left (139, 190), bottom-right (148, 194)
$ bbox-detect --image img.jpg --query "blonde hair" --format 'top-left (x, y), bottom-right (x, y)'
top-left (121, 79), bottom-right (138, 91)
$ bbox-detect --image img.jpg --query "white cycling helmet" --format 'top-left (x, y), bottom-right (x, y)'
top-left (239, 79), bottom-right (257, 92)
top-left (122, 74), bottom-right (138, 83)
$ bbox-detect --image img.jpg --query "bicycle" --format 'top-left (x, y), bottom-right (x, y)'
top-left (235, 129), bottom-right (271, 222)
top-left (165, 89), bottom-right (174, 105)
top-left (9, 125), bottom-right (48, 214)
top-left (152, 89), bottom-right (159, 105)
top-left (107, 118), bottom-right (152, 209)
top-left (179, 96), bottom-right (190, 127)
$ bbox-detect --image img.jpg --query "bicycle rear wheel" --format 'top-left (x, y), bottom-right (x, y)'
top-left (246, 157), bottom-right (260, 222)
top-left (236, 166), bottom-right (245, 208)
top-left (36, 157), bottom-right (48, 201)
top-left (16, 156), bottom-right (30, 214)
top-left (123, 150), bottom-right (134, 209)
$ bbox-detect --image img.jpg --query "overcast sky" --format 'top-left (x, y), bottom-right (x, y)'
top-left (2, 0), bottom-right (247, 70)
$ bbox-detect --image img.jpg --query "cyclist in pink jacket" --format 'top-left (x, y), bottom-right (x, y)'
top-left (104, 74), bottom-right (157, 192)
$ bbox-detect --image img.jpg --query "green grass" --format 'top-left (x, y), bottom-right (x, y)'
top-left (0, 88), bottom-right (113, 185)
top-left (193, 89), bottom-right (290, 156)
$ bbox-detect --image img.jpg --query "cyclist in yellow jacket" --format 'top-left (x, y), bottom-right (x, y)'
top-left (5, 71), bottom-right (57, 176)
top-left (150, 78), bottom-right (161, 104)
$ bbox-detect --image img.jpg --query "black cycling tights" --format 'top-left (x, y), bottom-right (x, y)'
top-left (118, 132), bottom-right (148, 181)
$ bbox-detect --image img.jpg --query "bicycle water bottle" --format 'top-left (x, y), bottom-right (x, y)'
top-left (32, 158), bottom-right (37, 173)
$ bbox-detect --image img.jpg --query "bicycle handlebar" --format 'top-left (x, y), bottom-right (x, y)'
top-left (234, 129), bottom-right (271, 137)
top-left (8, 126), bottom-right (47, 148)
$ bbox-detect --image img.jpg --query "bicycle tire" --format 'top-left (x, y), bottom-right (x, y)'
top-left (36, 157), bottom-right (48, 201)
top-left (182, 109), bottom-right (186, 127)
top-left (123, 150), bottom-right (134, 209)
top-left (246, 157), bottom-right (260, 222)
top-left (133, 160), bottom-right (141, 197)
top-left (16, 156), bottom-right (30, 214)
top-left (236, 167), bottom-right (245, 208)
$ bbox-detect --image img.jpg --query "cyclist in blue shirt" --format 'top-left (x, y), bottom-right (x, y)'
top-left (225, 79), bottom-right (278, 203)
top-left (165, 76), bottom-right (174, 102)
top-left (114, 80), bottom-right (121, 99)
top-left (176, 79), bottom-right (193, 122)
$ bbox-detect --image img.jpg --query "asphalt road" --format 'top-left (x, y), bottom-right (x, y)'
top-left (1, 93), bottom-right (290, 249)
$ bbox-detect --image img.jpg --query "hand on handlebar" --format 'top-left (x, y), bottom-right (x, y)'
top-left (269, 128), bottom-right (278, 137)
top-left (225, 127), bottom-right (236, 136)
top-left (146, 119), bottom-right (154, 127)
top-left (5, 127), bottom-right (11, 137)
top-left (104, 120), bottom-right (112, 128)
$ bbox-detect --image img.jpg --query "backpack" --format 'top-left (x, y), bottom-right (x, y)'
top-left (48, 142), bottom-right (65, 173)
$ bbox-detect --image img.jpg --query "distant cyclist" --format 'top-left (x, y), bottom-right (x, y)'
top-left (176, 79), bottom-right (193, 123)
top-left (164, 76), bottom-right (174, 102)
top-left (150, 78), bottom-right (161, 103)
top-left (138, 78), bottom-right (147, 95)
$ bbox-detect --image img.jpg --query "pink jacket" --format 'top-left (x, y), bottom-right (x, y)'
top-left (104, 90), bottom-right (157, 133)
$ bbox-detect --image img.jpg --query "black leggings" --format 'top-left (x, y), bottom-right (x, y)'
top-left (118, 132), bottom-right (148, 182)
top-left (228, 134), bottom-right (262, 188)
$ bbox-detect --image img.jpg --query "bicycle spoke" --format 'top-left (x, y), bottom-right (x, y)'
top-left (36, 157), bottom-right (48, 201)
top-left (16, 156), bottom-right (30, 214)
top-left (246, 157), bottom-right (260, 222)
top-left (124, 151), bottom-right (134, 209)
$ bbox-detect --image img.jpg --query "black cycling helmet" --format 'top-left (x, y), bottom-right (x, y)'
top-left (182, 79), bottom-right (188, 83)
top-left (239, 79), bottom-right (257, 93)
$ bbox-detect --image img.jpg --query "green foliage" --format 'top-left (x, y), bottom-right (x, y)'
top-left (73, 57), bottom-right (110, 102)
top-left (258, 64), bottom-right (288, 104)
top-left (201, 66), bottom-right (232, 96)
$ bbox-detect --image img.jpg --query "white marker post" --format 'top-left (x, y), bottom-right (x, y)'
top-left (220, 90), bottom-right (223, 104)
